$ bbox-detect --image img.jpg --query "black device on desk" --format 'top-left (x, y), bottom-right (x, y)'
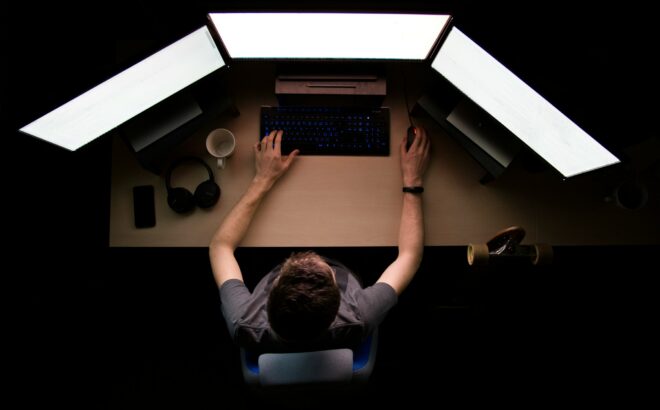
top-left (260, 106), bottom-right (389, 156)
top-left (406, 126), bottom-right (417, 151)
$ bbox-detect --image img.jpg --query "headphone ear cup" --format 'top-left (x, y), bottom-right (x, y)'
top-left (194, 181), bottom-right (221, 208)
top-left (168, 187), bottom-right (195, 214)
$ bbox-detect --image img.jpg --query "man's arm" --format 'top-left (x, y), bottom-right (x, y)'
top-left (209, 130), bottom-right (299, 287)
top-left (376, 127), bottom-right (431, 295)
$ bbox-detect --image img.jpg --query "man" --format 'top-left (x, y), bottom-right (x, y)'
top-left (210, 128), bottom-right (430, 351)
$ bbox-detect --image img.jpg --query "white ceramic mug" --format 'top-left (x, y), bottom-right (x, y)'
top-left (206, 128), bottom-right (236, 169)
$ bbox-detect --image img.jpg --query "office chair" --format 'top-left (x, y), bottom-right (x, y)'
top-left (240, 329), bottom-right (378, 405)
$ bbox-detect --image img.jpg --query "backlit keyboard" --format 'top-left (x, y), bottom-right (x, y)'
top-left (260, 106), bottom-right (389, 156)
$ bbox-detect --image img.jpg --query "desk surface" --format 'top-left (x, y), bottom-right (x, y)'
top-left (110, 62), bottom-right (659, 247)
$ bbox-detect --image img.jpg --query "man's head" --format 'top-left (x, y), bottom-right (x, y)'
top-left (267, 251), bottom-right (340, 342)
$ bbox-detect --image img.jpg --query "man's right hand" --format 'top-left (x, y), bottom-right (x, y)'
top-left (253, 130), bottom-right (300, 188)
top-left (400, 126), bottom-right (430, 186)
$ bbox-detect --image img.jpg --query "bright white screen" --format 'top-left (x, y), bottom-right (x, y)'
top-left (20, 26), bottom-right (225, 150)
top-left (209, 13), bottom-right (450, 60)
top-left (432, 27), bottom-right (619, 178)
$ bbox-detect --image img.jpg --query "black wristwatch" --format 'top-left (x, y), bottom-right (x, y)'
top-left (402, 186), bottom-right (424, 194)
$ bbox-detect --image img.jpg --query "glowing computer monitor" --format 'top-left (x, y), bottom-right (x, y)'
top-left (20, 26), bottom-right (225, 151)
top-left (431, 26), bottom-right (620, 178)
top-left (208, 12), bottom-right (452, 61)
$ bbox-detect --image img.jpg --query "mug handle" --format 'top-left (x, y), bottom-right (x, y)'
top-left (217, 157), bottom-right (227, 169)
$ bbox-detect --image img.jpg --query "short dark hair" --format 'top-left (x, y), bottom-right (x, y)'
top-left (267, 252), bottom-right (340, 342)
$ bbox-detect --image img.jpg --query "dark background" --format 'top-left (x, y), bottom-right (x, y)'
top-left (4, 1), bottom-right (658, 407)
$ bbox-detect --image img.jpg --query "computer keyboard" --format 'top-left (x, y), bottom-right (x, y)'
top-left (260, 106), bottom-right (390, 156)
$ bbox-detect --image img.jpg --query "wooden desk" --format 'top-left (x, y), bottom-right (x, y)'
top-left (110, 62), bottom-right (660, 247)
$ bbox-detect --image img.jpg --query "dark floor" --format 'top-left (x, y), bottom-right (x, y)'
top-left (5, 1), bottom-right (659, 408)
top-left (20, 245), bottom-right (658, 407)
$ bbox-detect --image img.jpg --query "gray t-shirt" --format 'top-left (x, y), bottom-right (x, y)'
top-left (219, 259), bottom-right (397, 352)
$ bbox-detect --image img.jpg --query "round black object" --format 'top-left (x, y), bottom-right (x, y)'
top-left (195, 180), bottom-right (221, 208)
top-left (165, 157), bottom-right (221, 214)
top-left (616, 181), bottom-right (648, 210)
top-left (168, 187), bottom-right (196, 214)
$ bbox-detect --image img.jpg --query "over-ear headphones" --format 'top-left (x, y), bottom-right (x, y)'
top-left (165, 157), bottom-right (221, 214)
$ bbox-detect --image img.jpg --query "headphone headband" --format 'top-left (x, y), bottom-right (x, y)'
top-left (165, 157), bottom-right (214, 191)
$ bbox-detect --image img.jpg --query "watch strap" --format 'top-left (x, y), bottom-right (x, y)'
top-left (402, 186), bottom-right (424, 194)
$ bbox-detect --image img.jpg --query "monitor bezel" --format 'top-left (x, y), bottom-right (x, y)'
top-left (206, 12), bottom-right (453, 65)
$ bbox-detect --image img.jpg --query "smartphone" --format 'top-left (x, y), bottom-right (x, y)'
top-left (133, 185), bottom-right (156, 228)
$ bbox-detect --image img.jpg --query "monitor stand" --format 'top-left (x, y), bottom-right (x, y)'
top-left (413, 93), bottom-right (522, 184)
top-left (119, 73), bottom-right (239, 174)
top-left (122, 91), bottom-right (202, 153)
